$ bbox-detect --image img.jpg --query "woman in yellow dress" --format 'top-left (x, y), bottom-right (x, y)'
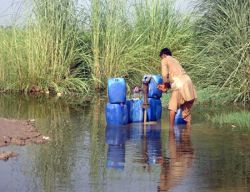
top-left (158, 48), bottom-right (197, 130)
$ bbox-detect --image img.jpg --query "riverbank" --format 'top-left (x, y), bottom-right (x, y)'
top-left (0, 118), bottom-right (49, 160)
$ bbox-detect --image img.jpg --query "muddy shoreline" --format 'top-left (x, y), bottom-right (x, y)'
top-left (0, 118), bottom-right (49, 160)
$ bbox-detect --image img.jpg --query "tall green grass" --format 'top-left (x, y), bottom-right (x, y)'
top-left (194, 0), bottom-right (250, 103)
top-left (0, 0), bottom-right (194, 93)
top-left (0, 0), bottom-right (90, 94)
top-left (89, 0), bottom-right (194, 89)
top-left (1, 0), bottom-right (249, 104)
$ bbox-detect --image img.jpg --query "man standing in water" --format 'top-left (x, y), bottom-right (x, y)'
top-left (158, 48), bottom-right (197, 130)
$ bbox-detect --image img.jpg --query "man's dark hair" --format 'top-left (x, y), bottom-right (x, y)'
top-left (159, 48), bottom-right (172, 57)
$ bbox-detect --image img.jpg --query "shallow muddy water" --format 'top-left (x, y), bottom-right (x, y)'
top-left (0, 95), bottom-right (249, 192)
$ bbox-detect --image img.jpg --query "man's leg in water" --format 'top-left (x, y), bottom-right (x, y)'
top-left (168, 90), bottom-right (180, 131)
top-left (181, 99), bottom-right (195, 129)
top-left (169, 110), bottom-right (175, 130)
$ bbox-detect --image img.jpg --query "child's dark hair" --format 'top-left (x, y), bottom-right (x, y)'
top-left (159, 48), bottom-right (172, 57)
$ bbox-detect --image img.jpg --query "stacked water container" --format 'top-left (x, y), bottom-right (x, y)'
top-left (147, 75), bottom-right (163, 121)
top-left (106, 78), bottom-right (128, 126)
top-left (105, 76), bottom-right (163, 125)
top-left (126, 99), bottom-right (144, 123)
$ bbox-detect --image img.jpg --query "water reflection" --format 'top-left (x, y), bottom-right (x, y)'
top-left (158, 125), bottom-right (194, 191)
top-left (0, 94), bottom-right (106, 192)
top-left (134, 123), bottom-right (163, 169)
top-left (129, 123), bottom-right (144, 141)
top-left (105, 123), bottom-right (194, 191)
top-left (105, 123), bottom-right (163, 170)
top-left (145, 124), bottom-right (162, 165)
top-left (105, 126), bottom-right (128, 170)
top-left (0, 94), bottom-right (249, 192)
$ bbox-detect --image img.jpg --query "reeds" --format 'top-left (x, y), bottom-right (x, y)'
top-left (0, 0), bottom-right (90, 94)
top-left (0, 0), bottom-right (249, 104)
top-left (0, 0), bottom-right (194, 93)
top-left (194, 0), bottom-right (250, 103)
top-left (88, 0), bottom-right (194, 89)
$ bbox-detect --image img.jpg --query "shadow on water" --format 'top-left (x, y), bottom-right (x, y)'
top-left (0, 94), bottom-right (249, 192)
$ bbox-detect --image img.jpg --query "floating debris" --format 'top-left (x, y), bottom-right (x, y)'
top-left (42, 136), bottom-right (50, 140)
top-left (57, 92), bottom-right (63, 97)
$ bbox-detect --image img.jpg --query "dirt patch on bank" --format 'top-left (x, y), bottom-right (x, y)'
top-left (0, 151), bottom-right (18, 160)
top-left (0, 118), bottom-right (50, 160)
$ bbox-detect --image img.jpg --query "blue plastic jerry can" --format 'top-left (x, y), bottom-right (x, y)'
top-left (147, 98), bottom-right (162, 121)
top-left (148, 75), bottom-right (163, 99)
top-left (105, 103), bottom-right (128, 125)
top-left (174, 108), bottom-right (186, 125)
top-left (108, 78), bottom-right (126, 104)
top-left (127, 99), bottom-right (144, 123)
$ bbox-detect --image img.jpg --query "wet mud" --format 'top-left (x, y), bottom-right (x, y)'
top-left (0, 118), bottom-right (49, 160)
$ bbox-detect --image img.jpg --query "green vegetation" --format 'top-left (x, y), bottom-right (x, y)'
top-left (192, 103), bottom-right (250, 129)
top-left (0, 0), bottom-right (249, 104)
top-left (88, 0), bottom-right (194, 89)
top-left (0, 1), bottom-right (90, 94)
top-left (212, 111), bottom-right (250, 129)
top-left (193, 0), bottom-right (250, 103)
top-left (0, 0), bottom-right (194, 94)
